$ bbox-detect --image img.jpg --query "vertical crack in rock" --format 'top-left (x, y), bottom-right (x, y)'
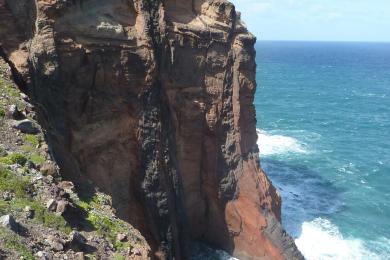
top-left (0, 0), bottom-right (304, 259)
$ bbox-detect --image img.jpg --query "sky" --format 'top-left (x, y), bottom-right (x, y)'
top-left (230, 0), bottom-right (390, 42)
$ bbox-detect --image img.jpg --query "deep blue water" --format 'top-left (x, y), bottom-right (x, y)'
top-left (255, 41), bottom-right (390, 259)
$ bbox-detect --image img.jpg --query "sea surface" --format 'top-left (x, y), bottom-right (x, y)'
top-left (255, 41), bottom-right (390, 260)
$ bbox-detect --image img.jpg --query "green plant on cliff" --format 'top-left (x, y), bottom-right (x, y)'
top-left (75, 193), bottom-right (132, 250)
top-left (0, 227), bottom-right (34, 260)
top-left (20, 135), bottom-right (46, 166)
top-left (0, 153), bottom-right (27, 166)
top-left (11, 198), bottom-right (71, 234)
top-left (23, 134), bottom-right (39, 147)
top-left (0, 77), bottom-right (23, 108)
top-left (85, 212), bottom-right (130, 249)
top-left (28, 153), bottom-right (45, 166)
top-left (113, 253), bottom-right (126, 260)
top-left (0, 165), bottom-right (71, 234)
top-left (0, 165), bottom-right (30, 197)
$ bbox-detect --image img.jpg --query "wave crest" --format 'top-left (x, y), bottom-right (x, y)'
top-left (257, 129), bottom-right (308, 156)
top-left (295, 218), bottom-right (388, 260)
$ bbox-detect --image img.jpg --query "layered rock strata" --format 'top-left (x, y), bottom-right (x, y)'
top-left (0, 0), bottom-right (303, 259)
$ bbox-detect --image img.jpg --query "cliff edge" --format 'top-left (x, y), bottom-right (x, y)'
top-left (0, 0), bottom-right (303, 259)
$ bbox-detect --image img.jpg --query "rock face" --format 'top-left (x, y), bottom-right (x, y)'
top-left (0, 0), bottom-right (303, 259)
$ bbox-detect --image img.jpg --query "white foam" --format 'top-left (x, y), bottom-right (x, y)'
top-left (216, 250), bottom-right (239, 260)
top-left (257, 129), bottom-right (308, 156)
top-left (295, 218), bottom-right (384, 260)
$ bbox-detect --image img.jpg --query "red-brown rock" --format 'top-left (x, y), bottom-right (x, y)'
top-left (0, 0), bottom-right (303, 259)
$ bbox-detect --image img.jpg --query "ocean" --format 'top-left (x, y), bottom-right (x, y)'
top-left (255, 41), bottom-right (390, 260)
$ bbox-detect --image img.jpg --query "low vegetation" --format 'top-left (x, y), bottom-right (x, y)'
top-left (0, 227), bottom-right (34, 260)
top-left (0, 153), bottom-right (27, 166)
top-left (0, 164), bottom-right (30, 197)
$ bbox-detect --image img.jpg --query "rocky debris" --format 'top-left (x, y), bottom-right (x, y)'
top-left (2, 60), bottom-right (152, 259)
top-left (131, 247), bottom-right (141, 256)
top-left (5, 105), bottom-right (24, 120)
top-left (67, 231), bottom-right (87, 252)
top-left (45, 235), bottom-right (65, 252)
top-left (35, 251), bottom-right (51, 260)
top-left (11, 119), bottom-right (39, 134)
top-left (25, 160), bottom-right (37, 170)
top-left (74, 252), bottom-right (85, 260)
top-left (55, 199), bottom-right (69, 215)
top-left (0, 214), bottom-right (18, 232)
top-left (69, 231), bottom-right (86, 245)
top-left (58, 181), bottom-right (74, 193)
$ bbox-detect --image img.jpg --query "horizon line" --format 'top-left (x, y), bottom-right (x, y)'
top-left (256, 39), bottom-right (390, 44)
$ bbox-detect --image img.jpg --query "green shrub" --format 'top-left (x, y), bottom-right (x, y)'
top-left (113, 254), bottom-right (125, 260)
top-left (0, 227), bottom-right (34, 260)
top-left (86, 212), bottom-right (131, 250)
top-left (29, 153), bottom-right (45, 166)
top-left (0, 153), bottom-right (27, 166)
top-left (10, 198), bottom-right (71, 234)
top-left (0, 165), bottom-right (30, 197)
top-left (23, 134), bottom-right (39, 147)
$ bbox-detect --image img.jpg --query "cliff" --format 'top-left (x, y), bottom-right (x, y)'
top-left (0, 0), bottom-right (303, 259)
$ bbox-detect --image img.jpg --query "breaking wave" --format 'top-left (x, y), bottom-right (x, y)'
top-left (256, 129), bottom-right (308, 156)
top-left (295, 218), bottom-right (390, 260)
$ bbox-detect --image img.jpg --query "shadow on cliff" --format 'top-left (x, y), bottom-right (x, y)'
top-left (261, 158), bottom-right (346, 238)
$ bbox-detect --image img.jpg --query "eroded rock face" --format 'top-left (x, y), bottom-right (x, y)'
top-left (0, 0), bottom-right (303, 259)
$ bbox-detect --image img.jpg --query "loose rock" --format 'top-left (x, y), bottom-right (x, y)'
top-left (0, 214), bottom-right (18, 232)
top-left (40, 161), bottom-right (57, 176)
top-left (35, 251), bottom-right (50, 260)
top-left (11, 119), bottom-right (39, 134)
top-left (46, 199), bottom-right (57, 212)
top-left (46, 235), bottom-right (64, 252)
top-left (25, 160), bottom-right (36, 170)
top-left (2, 191), bottom-right (13, 201)
top-left (55, 199), bottom-right (68, 215)
top-left (5, 105), bottom-right (24, 120)
top-left (117, 233), bottom-right (127, 242)
top-left (24, 206), bottom-right (34, 219)
top-left (74, 252), bottom-right (85, 260)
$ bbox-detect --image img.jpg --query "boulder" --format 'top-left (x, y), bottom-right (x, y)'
top-left (40, 161), bottom-right (57, 176)
top-left (11, 119), bottom-right (39, 134)
top-left (0, 214), bottom-right (18, 232)
top-left (5, 105), bottom-right (24, 120)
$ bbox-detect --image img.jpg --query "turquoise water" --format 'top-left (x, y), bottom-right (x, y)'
top-left (255, 41), bottom-right (390, 259)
